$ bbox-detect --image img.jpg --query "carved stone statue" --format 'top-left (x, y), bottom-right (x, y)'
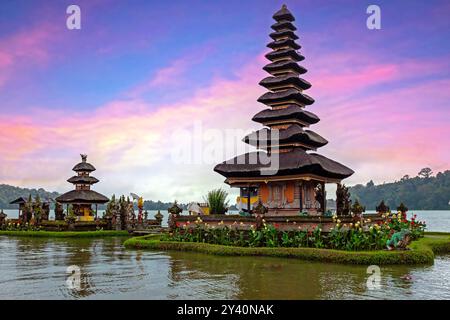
top-left (386, 229), bottom-right (412, 250)
top-left (168, 201), bottom-right (183, 215)
top-left (42, 202), bottom-right (50, 221)
top-left (154, 210), bottom-right (163, 225)
top-left (168, 213), bottom-right (177, 232)
top-left (376, 200), bottom-right (390, 215)
top-left (336, 184), bottom-right (351, 216)
top-left (0, 210), bottom-right (7, 227)
top-left (253, 200), bottom-right (268, 216)
top-left (55, 202), bottom-right (65, 221)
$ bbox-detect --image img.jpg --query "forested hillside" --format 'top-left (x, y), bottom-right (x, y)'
top-left (349, 169), bottom-right (450, 210)
top-left (0, 184), bottom-right (60, 209)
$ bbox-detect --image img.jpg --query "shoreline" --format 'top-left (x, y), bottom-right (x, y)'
top-left (0, 230), bottom-right (130, 238)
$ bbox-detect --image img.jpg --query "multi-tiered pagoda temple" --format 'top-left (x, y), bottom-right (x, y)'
top-left (56, 154), bottom-right (109, 221)
top-left (215, 5), bottom-right (354, 216)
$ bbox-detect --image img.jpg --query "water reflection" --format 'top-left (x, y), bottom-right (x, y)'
top-left (0, 236), bottom-right (449, 300)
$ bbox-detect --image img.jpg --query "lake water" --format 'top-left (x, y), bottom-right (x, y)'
top-left (0, 236), bottom-right (449, 300)
top-left (1, 210), bottom-right (449, 300)
top-left (2, 210), bottom-right (450, 232)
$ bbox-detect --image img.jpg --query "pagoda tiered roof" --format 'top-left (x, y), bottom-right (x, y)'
top-left (269, 30), bottom-right (298, 40)
top-left (67, 176), bottom-right (99, 185)
top-left (243, 125), bottom-right (328, 150)
top-left (259, 74), bottom-right (311, 91)
top-left (272, 4), bottom-right (295, 21)
top-left (56, 154), bottom-right (109, 204)
top-left (265, 49), bottom-right (304, 62)
top-left (263, 60), bottom-right (307, 75)
top-left (73, 161), bottom-right (96, 172)
top-left (56, 190), bottom-right (109, 204)
top-left (267, 38), bottom-right (301, 50)
top-left (271, 21), bottom-right (296, 32)
top-left (214, 5), bottom-right (354, 181)
top-left (215, 149), bottom-right (354, 181)
top-left (257, 89), bottom-right (315, 106)
top-left (252, 105), bottom-right (319, 126)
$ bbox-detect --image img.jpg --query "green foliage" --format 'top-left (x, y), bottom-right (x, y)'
top-left (349, 169), bottom-right (450, 210)
top-left (162, 212), bottom-right (425, 252)
top-left (204, 189), bottom-right (229, 215)
top-left (125, 233), bottom-right (450, 265)
top-left (0, 184), bottom-right (60, 209)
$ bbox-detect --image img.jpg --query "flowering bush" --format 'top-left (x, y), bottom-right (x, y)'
top-left (163, 210), bottom-right (426, 251)
top-left (1, 222), bottom-right (41, 231)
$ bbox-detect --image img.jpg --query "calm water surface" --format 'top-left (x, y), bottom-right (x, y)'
top-left (0, 236), bottom-right (449, 300)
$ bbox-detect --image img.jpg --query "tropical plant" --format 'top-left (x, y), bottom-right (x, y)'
top-left (163, 209), bottom-right (426, 251)
top-left (204, 189), bottom-right (229, 215)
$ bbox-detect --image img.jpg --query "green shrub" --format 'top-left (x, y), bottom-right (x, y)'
top-left (204, 189), bottom-right (229, 215)
top-left (124, 234), bottom-right (450, 265)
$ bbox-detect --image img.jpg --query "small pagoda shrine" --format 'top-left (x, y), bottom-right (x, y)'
top-left (214, 5), bottom-right (354, 216)
top-left (56, 154), bottom-right (109, 221)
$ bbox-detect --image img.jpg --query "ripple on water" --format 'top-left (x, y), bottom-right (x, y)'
top-left (1, 237), bottom-right (450, 299)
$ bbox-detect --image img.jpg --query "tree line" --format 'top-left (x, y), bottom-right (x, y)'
top-left (349, 168), bottom-right (450, 210)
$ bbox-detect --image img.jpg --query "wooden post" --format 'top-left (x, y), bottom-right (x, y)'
top-left (247, 185), bottom-right (251, 214)
top-left (95, 204), bottom-right (98, 219)
top-left (322, 182), bottom-right (326, 214)
top-left (299, 182), bottom-right (303, 212)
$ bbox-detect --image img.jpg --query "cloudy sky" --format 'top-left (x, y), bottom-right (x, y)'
top-left (0, 0), bottom-right (449, 202)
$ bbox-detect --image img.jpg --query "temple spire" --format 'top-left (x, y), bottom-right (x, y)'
top-left (214, 6), bottom-right (354, 201)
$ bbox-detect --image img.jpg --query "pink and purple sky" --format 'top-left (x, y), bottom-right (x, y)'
top-left (0, 0), bottom-right (449, 202)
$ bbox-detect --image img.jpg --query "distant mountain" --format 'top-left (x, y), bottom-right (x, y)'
top-left (349, 169), bottom-right (450, 210)
top-left (0, 184), bottom-right (238, 211)
top-left (0, 184), bottom-right (60, 209)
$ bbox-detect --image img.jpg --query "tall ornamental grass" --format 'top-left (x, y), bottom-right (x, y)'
top-left (205, 189), bottom-right (229, 215)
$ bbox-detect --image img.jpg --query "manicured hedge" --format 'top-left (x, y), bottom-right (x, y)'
top-left (123, 233), bottom-right (450, 265)
top-left (0, 230), bottom-right (130, 238)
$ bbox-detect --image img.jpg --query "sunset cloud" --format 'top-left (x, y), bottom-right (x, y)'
top-left (0, 0), bottom-right (449, 202)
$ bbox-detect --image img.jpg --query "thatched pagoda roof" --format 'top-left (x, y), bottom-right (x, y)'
top-left (273, 4), bottom-right (295, 22)
top-left (265, 49), bottom-right (304, 62)
top-left (258, 89), bottom-right (315, 106)
top-left (243, 125), bottom-right (328, 150)
top-left (267, 38), bottom-right (301, 50)
top-left (263, 60), bottom-right (307, 75)
top-left (213, 5), bottom-right (354, 182)
top-left (9, 197), bottom-right (27, 205)
top-left (214, 149), bottom-right (354, 180)
top-left (252, 105), bottom-right (319, 125)
top-left (269, 30), bottom-right (298, 40)
top-left (271, 21), bottom-right (296, 32)
top-left (259, 74), bottom-right (311, 90)
top-left (73, 162), bottom-right (96, 172)
top-left (55, 190), bottom-right (109, 204)
top-left (67, 176), bottom-right (99, 185)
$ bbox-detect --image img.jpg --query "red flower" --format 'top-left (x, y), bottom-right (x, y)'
top-left (274, 223), bottom-right (280, 229)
